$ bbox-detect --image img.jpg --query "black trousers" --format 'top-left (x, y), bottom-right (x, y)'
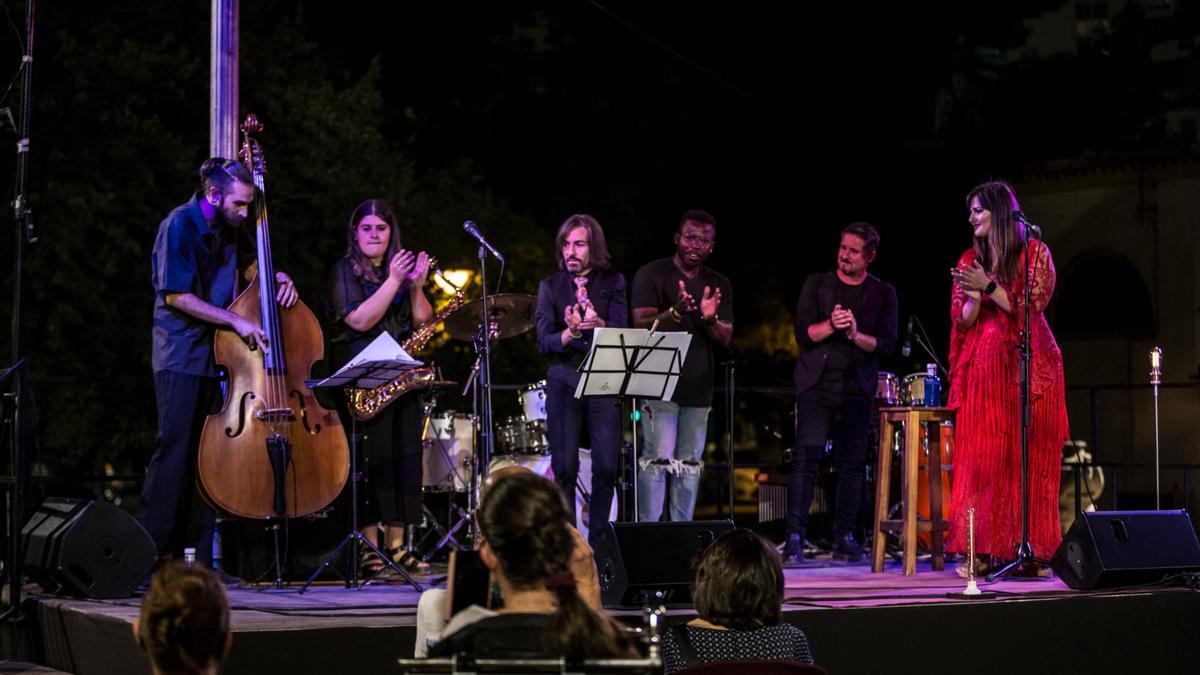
top-left (357, 391), bottom-right (424, 526)
top-left (136, 370), bottom-right (220, 565)
top-left (545, 371), bottom-right (621, 543)
top-left (786, 385), bottom-right (872, 538)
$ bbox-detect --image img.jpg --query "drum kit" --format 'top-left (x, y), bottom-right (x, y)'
top-left (875, 370), bottom-right (935, 407)
top-left (411, 292), bottom-right (614, 553)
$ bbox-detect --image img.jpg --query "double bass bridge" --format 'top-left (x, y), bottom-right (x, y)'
top-left (255, 407), bottom-right (297, 423)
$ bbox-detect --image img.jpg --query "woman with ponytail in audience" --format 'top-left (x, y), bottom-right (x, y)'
top-left (134, 563), bottom-right (232, 675)
top-left (429, 471), bottom-right (634, 660)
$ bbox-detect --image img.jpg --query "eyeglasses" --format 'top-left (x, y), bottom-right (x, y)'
top-left (681, 234), bottom-right (714, 246)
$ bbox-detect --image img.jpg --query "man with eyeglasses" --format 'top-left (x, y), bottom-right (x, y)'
top-left (140, 158), bottom-right (298, 574)
top-left (630, 210), bottom-right (733, 522)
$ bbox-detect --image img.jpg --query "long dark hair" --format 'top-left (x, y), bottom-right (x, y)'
top-left (554, 214), bottom-right (611, 271)
top-left (345, 198), bottom-right (403, 284)
top-left (138, 563), bottom-right (230, 675)
top-left (967, 180), bottom-right (1024, 284)
top-left (478, 472), bottom-right (632, 659)
top-left (691, 529), bottom-right (784, 630)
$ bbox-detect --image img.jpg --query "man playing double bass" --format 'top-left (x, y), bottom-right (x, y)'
top-left (138, 158), bottom-right (298, 570)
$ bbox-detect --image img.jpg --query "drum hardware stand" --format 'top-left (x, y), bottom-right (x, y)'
top-left (1150, 348), bottom-right (1163, 509)
top-left (986, 218), bottom-right (1051, 582)
top-left (299, 419), bottom-right (422, 593)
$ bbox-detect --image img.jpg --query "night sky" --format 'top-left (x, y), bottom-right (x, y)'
top-left (2, 0), bottom-right (1181, 468)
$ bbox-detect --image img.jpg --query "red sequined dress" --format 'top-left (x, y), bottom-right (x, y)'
top-left (947, 242), bottom-right (1069, 558)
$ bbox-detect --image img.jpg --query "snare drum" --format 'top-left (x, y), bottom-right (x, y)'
top-left (900, 372), bottom-right (928, 407)
top-left (519, 381), bottom-right (548, 421)
top-left (421, 412), bottom-right (475, 491)
top-left (876, 371), bottom-right (899, 405)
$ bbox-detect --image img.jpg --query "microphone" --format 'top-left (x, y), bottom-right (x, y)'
top-left (463, 220), bottom-right (504, 262)
top-left (901, 316), bottom-right (913, 357)
top-left (1012, 210), bottom-right (1042, 239)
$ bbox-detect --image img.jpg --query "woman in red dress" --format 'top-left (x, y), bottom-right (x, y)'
top-left (947, 180), bottom-right (1069, 574)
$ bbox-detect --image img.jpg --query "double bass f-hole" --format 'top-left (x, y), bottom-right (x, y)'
top-left (224, 391), bottom-right (258, 438)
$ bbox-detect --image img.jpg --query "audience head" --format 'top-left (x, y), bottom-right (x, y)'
top-left (691, 529), bottom-right (784, 631)
top-left (135, 563), bottom-right (231, 675)
top-left (477, 471), bottom-right (631, 659)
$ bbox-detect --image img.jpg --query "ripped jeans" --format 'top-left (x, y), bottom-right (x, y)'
top-left (637, 400), bottom-right (710, 522)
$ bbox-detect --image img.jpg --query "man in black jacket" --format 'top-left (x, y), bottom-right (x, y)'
top-left (535, 214), bottom-right (628, 542)
top-left (785, 222), bottom-right (897, 564)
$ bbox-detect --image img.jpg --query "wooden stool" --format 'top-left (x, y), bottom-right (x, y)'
top-left (871, 406), bottom-right (954, 575)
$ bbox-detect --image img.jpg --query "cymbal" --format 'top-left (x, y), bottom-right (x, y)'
top-left (445, 293), bottom-right (536, 341)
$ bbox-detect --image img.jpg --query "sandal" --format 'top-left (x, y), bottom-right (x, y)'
top-left (360, 548), bottom-right (388, 577)
top-left (392, 549), bottom-right (431, 574)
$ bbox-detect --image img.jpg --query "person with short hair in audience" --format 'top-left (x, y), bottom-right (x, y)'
top-left (662, 529), bottom-right (814, 672)
top-left (428, 472), bottom-right (633, 661)
top-left (134, 563), bottom-right (232, 675)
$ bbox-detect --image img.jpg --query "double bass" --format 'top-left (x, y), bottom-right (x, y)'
top-left (197, 115), bottom-right (349, 519)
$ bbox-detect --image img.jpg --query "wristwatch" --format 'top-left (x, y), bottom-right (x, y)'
top-left (983, 280), bottom-right (998, 296)
top-left (702, 314), bottom-right (717, 326)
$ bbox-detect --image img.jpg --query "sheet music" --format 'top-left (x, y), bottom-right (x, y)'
top-left (307, 332), bottom-right (423, 389)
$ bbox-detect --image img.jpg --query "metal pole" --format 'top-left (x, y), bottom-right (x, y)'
top-left (631, 397), bottom-right (639, 522)
top-left (210, 0), bottom-right (239, 159)
top-left (1150, 347), bottom-right (1162, 510)
top-left (4, 0), bottom-right (37, 622)
top-left (726, 362), bottom-right (735, 522)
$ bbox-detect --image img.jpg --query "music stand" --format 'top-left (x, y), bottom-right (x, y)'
top-left (577, 328), bottom-right (691, 525)
top-left (299, 334), bottom-right (424, 593)
top-left (576, 328), bottom-right (690, 401)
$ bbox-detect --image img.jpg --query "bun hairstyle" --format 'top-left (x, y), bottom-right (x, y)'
top-left (198, 157), bottom-right (253, 195)
top-left (138, 563), bottom-right (230, 675)
top-left (478, 472), bottom-right (632, 659)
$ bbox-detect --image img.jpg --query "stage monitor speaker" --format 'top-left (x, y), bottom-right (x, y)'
top-left (592, 520), bottom-right (734, 608)
top-left (22, 497), bottom-right (157, 599)
top-left (1051, 509), bottom-right (1200, 590)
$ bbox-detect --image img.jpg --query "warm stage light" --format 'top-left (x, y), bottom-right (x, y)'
top-left (434, 268), bottom-right (472, 293)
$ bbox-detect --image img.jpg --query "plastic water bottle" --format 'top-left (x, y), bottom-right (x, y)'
top-left (183, 547), bottom-right (197, 567)
top-left (924, 364), bottom-right (941, 407)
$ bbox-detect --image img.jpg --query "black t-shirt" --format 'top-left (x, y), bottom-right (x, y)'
top-left (325, 256), bottom-right (414, 369)
top-left (821, 276), bottom-right (868, 390)
top-left (631, 258), bottom-right (734, 407)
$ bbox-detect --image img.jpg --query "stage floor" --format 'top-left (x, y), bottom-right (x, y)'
top-left (5, 557), bottom-right (1200, 674)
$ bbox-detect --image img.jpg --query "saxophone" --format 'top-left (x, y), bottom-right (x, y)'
top-left (346, 264), bottom-right (465, 421)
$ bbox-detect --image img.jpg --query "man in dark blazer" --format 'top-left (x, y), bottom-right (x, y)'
top-left (535, 214), bottom-right (628, 543)
top-left (785, 222), bottom-right (897, 564)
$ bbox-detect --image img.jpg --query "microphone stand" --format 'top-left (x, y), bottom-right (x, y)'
top-left (909, 317), bottom-right (948, 379)
top-left (987, 220), bottom-right (1051, 581)
top-left (474, 244), bottom-right (496, 515)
